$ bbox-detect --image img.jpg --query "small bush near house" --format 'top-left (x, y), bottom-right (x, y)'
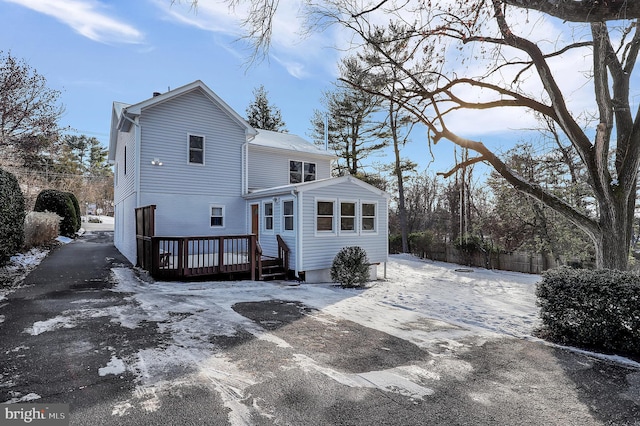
top-left (0, 168), bottom-right (26, 264)
top-left (65, 192), bottom-right (81, 232)
top-left (536, 267), bottom-right (640, 356)
top-left (23, 211), bottom-right (61, 249)
top-left (34, 189), bottom-right (78, 238)
top-left (330, 246), bottom-right (370, 288)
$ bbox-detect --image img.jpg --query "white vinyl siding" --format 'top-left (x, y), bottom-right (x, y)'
top-left (247, 145), bottom-right (332, 190)
top-left (138, 88), bottom-right (244, 197)
top-left (301, 181), bottom-right (388, 271)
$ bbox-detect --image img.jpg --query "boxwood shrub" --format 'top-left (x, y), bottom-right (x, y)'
top-left (65, 191), bottom-right (81, 232)
top-left (0, 168), bottom-right (26, 264)
top-left (536, 267), bottom-right (640, 355)
top-left (330, 246), bottom-right (370, 288)
top-left (34, 189), bottom-right (78, 238)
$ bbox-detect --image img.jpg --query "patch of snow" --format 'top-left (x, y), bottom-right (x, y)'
top-left (56, 236), bottom-right (73, 244)
top-left (99, 356), bottom-right (126, 376)
top-left (0, 314), bottom-right (4, 324)
top-left (3, 392), bottom-right (41, 404)
top-left (24, 309), bottom-right (112, 335)
top-left (292, 353), bottom-right (434, 401)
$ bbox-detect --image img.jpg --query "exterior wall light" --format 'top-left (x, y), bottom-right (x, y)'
top-left (151, 158), bottom-right (163, 166)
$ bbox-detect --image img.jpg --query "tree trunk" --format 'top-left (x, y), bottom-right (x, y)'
top-left (593, 188), bottom-right (635, 270)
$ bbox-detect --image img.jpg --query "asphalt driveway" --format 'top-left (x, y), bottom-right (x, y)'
top-left (1, 230), bottom-right (639, 425)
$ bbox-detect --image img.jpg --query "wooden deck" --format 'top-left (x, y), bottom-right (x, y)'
top-left (142, 234), bottom-right (289, 281)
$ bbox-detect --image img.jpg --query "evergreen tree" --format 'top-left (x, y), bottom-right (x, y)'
top-left (245, 85), bottom-right (287, 132)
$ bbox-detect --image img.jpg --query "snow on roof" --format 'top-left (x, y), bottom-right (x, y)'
top-left (250, 129), bottom-right (336, 158)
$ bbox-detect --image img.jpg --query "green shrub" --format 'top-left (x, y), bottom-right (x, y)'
top-left (65, 192), bottom-right (81, 232)
top-left (330, 246), bottom-right (370, 288)
top-left (0, 168), bottom-right (26, 263)
top-left (409, 231), bottom-right (434, 258)
top-left (389, 234), bottom-right (403, 254)
top-left (536, 267), bottom-right (640, 355)
top-left (34, 189), bottom-right (77, 237)
top-left (24, 211), bottom-right (61, 249)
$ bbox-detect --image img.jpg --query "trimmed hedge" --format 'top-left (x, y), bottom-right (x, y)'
top-left (65, 191), bottom-right (81, 232)
top-left (536, 267), bottom-right (640, 355)
top-left (34, 189), bottom-right (78, 238)
top-left (330, 246), bottom-right (370, 288)
top-left (0, 168), bottom-right (26, 263)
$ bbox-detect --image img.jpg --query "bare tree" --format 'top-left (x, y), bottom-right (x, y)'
top-left (181, 0), bottom-right (640, 269)
top-left (0, 51), bottom-right (63, 163)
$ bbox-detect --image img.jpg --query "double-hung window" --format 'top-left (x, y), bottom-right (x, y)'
top-left (290, 160), bottom-right (316, 184)
top-left (316, 200), bottom-right (334, 232)
top-left (361, 202), bottom-right (376, 232)
top-left (188, 134), bottom-right (204, 165)
top-left (210, 205), bottom-right (224, 227)
top-left (340, 202), bottom-right (356, 232)
top-left (264, 202), bottom-right (274, 231)
top-left (283, 200), bottom-right (294, 231)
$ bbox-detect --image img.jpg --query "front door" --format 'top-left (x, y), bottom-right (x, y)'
top-left (251, 203), bottom-right (259, 238)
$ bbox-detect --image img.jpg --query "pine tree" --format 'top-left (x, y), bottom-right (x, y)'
top-left (245, 85), bottom-right (287, 132)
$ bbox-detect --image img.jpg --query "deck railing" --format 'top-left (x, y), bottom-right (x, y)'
top-left (151, 234), bottom-right (258, 280)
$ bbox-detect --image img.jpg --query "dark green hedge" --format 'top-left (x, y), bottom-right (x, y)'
top-left (34, 189), bottom-right (78, 238)
top-left (65, 191), bottom-right (81, 232)
top-left (536, 267), bottom-right (640, 355)
top-left (0, 168), bottom-right (25, 263)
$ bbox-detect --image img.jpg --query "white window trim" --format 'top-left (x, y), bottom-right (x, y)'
top-left (289, 159), bottom-right (317, 184)
top-left (263, 201), bottom-right (275, 234)
top-left (281, 198), bottom-right (295, 235)
top-left (338, 199), bottom-right (358, 236)
top-left (360, 200), bottom-right (378, 235)
top-left (188, 133), bottom-right (205, 166)
top-left (209, 204), bottom-right (225, 229)
top-left (314, 197), bottom-right (336, 236)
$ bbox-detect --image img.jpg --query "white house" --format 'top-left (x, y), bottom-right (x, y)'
top-left (108, 80), bottom-right (389, 282)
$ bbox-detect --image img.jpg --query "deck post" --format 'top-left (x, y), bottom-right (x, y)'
top-left (250, 235), bottom-right (256, 281)
top-left (218, 237), bottom-right (225, 273)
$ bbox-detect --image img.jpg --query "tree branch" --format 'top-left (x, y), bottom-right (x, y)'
top-left (502, 0), bottom-right (640, 22)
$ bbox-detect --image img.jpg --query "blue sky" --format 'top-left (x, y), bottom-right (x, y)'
top-left (0, 0), bottom-right (464, 177)
top-left (2, 0), bottom-right (622, 182)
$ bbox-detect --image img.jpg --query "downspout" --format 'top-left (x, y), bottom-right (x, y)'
top-left (242, 142), bottom-right (248, 196)
top-left (296, 189), bottom-right (303, 280)
top-left (290, 189), bottom-right (300, 278)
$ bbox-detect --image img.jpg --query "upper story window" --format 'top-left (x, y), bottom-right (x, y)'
top-left (290, 160), bottom-right (316, 184)
top-left (264, 202), bottom-right (274, 231)
top-left (283, 200), bottom-right (294, 231)
top-left (361, 202), bottom-right (376, 232)
top-left (188, 134), bottom-right (204, 165)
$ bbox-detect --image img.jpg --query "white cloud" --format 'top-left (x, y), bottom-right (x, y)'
top-left (4, 0), bottom-right (143, 44)
top-left (153, 0), bottom-right (340, 79)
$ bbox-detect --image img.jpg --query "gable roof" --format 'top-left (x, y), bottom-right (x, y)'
top-left (243, 175), bottom-right (390, 199)
top-left (250, 129), bottom-right (336, 159)
top-left (108, 80), bottom-right (257, 161)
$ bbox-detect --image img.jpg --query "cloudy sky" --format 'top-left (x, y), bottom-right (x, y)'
top-left (0, 0), bottom-right (624, 177)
